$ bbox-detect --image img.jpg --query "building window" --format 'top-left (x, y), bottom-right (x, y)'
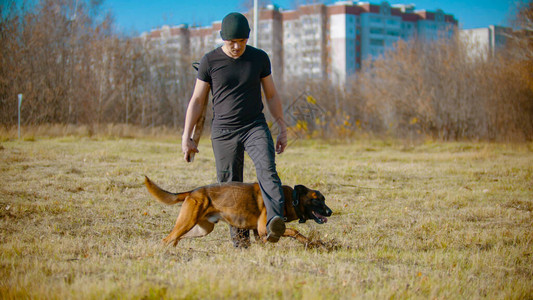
top-left (386, 19), bottom-right (399, 26)
top-left (370, 39), bottom-right (384, 46)
top-left (370, 28), bottom-right (384, 34)
top-left (387, 30), bottom-right (399, 36)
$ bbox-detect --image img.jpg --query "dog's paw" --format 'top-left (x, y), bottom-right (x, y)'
top-left (162, 237), bottom-right (175, 246)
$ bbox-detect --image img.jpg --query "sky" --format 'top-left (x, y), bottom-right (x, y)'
top-left (103, 0), bottom-right (518, 35)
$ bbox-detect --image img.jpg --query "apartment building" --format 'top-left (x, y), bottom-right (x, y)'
top-left (283, 4), bottom-right (328, 81)
top-left (141, 1), bottom-right (457, 86)
top-left (143, 24), bottom-right (189, 67)
top-left (460, 25), bottom-right (512, 60)
top-left (254, 7), bottom-right (284, 84)
top-left (325, 1), bottom-right (457, 83)
top-left (189, 26), bottom-right (215, 59)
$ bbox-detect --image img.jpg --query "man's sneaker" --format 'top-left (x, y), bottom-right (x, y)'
top-left (266, 216), bottom-right (286, 243)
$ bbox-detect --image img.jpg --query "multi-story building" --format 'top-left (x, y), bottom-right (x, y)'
top-left (141, 1), bottom-right (457, 86)
top-left (143, 24), bottom-right (189, 67)
top-left (189, 26), bottom-right (215, 59)
top-left (326, 1), bottom-right (457, 83)
top-left (254, 6), bottom-right (284, 84)
top-left (283, 4), bottom-right (328, 81)
top-left (460, 25), bottom-right (512, 60)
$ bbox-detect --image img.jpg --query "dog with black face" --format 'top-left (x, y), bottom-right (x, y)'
top-left (144, 177), bottom-right (333, 247)
top-left (292, 185), bottom-right (332, 225)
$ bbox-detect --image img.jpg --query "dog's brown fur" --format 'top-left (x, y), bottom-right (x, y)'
top-left (144, 177), bottom-right (332, 246)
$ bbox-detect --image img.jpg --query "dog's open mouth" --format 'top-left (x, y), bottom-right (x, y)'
top-left (312, 211), bottom-right (328, 224)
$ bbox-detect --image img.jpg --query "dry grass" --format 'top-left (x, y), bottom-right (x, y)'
top-left (0, 134), bottom-right (532, 299)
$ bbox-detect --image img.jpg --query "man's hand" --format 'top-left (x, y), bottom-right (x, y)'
top-left (182, 138), bottom-right (199, 162)
top-left (276, 130), bottom-right (287, 154)
top-left (181, 79), bottom-right (210, 163)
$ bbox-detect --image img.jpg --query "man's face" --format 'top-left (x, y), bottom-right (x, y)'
top-left (223, 38), bottom-right (248, 58)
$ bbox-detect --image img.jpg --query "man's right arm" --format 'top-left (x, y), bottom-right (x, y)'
top-left (182, 79), bottom-right (210, 161)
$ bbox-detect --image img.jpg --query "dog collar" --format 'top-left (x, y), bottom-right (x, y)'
top-left (292, 187), bottom-right (306, 223)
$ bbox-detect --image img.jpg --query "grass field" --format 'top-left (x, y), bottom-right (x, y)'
top-left (1, 133), bottom-right (532, 299)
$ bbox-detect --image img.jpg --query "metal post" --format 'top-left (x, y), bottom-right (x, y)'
top-left (253, 0), bottom-right (258, 47)
top-left (18, 94), bottom-right (22, 139)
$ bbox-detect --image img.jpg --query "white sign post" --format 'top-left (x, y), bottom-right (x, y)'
top-left (253, 0), bottom-right (258, 47)
top-left (18, 94), bottom-right (22, 140)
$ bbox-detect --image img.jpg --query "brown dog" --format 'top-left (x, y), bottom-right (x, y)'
top-left (144, 176), bottom-right (332, 246)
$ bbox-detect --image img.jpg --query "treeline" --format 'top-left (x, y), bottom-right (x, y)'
top-left (359, 37), bottom-right (533, 141)
top-left (303, 36), bottom-right (533, 141)
top-left (0, 0), bottom-right (195, 129)
top-left (1, 0), bottom-right (532, 141)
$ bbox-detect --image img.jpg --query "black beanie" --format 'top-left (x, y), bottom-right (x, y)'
top-left (220, 12), bottom-right (250, 40)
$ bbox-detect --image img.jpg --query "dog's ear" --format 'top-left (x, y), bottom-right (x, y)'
top-left (295, 185), bottom-right (308, 195)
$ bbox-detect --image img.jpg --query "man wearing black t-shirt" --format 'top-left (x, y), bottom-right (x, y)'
top-left (181, 12), bottom-right (287, 248)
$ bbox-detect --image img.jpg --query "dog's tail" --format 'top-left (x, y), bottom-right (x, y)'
top-left (144, 176), bottom-right (190, 205)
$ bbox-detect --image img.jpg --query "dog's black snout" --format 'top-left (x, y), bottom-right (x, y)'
top-left (324, 205), bottom-right (333, 216)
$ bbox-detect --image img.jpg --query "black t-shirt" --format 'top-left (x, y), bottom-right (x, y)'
top-left (197, 45), bottom-right (271, 129)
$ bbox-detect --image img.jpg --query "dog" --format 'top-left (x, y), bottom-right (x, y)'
top-left (144, 176), bottom-right (332, 247)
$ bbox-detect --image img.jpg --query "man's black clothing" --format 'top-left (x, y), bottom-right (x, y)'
top-left (211, 119), bottom-right (285, 219)
top-left (197, 45), bottom-right (285, 247)
top-left (197, 46), bottom-right (271, 129)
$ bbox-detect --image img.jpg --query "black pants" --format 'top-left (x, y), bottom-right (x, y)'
top-left (211, 120), bottom-right (285, 223)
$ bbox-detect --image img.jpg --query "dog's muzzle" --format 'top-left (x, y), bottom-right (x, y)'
top-left (309, 205), bottom-right (332, 224)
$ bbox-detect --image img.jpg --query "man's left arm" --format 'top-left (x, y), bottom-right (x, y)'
top-left (261, 74), bottom-right (287, 154)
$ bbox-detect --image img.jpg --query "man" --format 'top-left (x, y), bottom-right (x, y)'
top-left (181, 12), bottom-right (288, 248)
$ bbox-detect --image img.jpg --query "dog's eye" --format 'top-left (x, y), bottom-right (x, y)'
top-left (312, 199), bottom-right (321, 205)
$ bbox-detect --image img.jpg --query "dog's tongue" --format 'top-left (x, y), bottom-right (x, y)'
top-left (313, 212), bottom-right (328, 223)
